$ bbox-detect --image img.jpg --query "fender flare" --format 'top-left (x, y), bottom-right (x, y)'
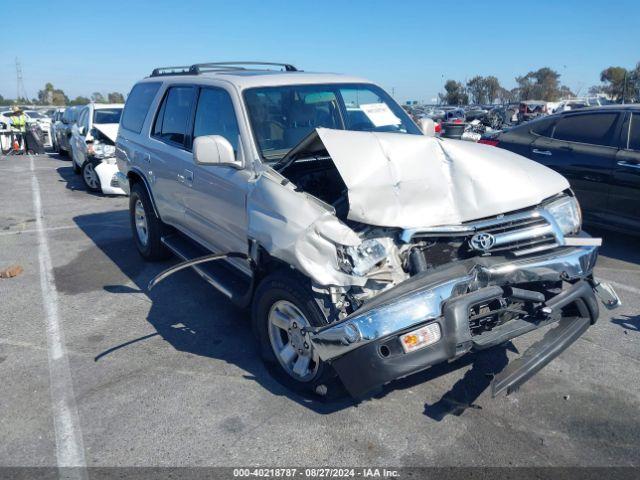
top-left (127, 168), bottom-right (161, 219)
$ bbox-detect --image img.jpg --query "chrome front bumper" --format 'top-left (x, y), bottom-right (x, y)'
top-left (309, 245), bottom-right (600, 362)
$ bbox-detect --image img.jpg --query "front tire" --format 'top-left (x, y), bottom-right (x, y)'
top-left (129, 182), bottom-right (170, 261)
top-left (253, 271), bottom-right (334, 393)
top-left (81, 161), bottom-right (100, 192)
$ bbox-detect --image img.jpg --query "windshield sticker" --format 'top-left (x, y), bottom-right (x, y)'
top-left (359, 103), bottom-right (401, 127)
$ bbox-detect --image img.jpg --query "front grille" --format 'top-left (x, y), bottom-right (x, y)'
top-left (404, 208), bottom-right (561, 257)
top-left (465, 211), bottom-right (558, 256)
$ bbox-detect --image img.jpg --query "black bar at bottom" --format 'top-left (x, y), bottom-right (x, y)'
top-left (491, 315), bottom-right (590, 397)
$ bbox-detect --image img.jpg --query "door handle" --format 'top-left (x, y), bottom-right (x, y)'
top-left (177, 173), bottom-right (185, 183)
top-left (532, 149), bottom-right (552, 156)
top-left (617, 160), bottom-right (640, 170)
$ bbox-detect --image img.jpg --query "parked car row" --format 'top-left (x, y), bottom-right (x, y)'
top-left (52, 103), bottom-right (125, 195)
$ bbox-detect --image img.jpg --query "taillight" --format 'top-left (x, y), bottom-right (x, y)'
top-left (434, 123), bottom-right (442, 133)
top-left (478, 139), bottom-right (500, 147)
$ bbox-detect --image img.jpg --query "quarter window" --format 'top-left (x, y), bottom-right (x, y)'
top-left (153, 86), bottom-right (196, 146)
top-left (629, 114), bottom-right (640, 151)
top-left (553, 113), bottom-right (619, 146)
top-left (121, 82), bottom-right (161, 133)
top-left (192, 88), bottom-right (240, 153)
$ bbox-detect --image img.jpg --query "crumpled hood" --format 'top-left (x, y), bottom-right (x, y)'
top-left (93, 124), bottom-right (119, 142)
top-left (316, 128), bottom-right (570, 228)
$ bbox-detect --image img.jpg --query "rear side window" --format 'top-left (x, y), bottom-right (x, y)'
top-left (192, 88), bottom-right (240, 153)
top-left (529, 116), bottom-right (555, 137)
top-left (553, 113), bottom-right (619, 146)
top-left (121, 82), bottom-right (161, 133)
top-left (629, 114), bottom-right (640, 151)
top-left (152, 86), bottom-right (196, 146)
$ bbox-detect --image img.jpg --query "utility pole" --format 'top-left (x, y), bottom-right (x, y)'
top-left (15, 57), bottom-right (28, 103)
top-left (15, 58), bottom-right (21, 101)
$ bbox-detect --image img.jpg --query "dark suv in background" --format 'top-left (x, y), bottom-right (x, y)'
top-left (483, 105), bottom-right (640, 233)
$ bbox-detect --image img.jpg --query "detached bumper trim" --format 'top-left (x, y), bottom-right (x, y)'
top-left (491, 315), bottom-right (590, 397)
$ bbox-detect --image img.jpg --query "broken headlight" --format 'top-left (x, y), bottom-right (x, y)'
top-left (89, 141), bottom-right (116, 159)
top-left (545, 196), bottom-right (581, 235)
top-left (338, 239), bottom-right (388, 276)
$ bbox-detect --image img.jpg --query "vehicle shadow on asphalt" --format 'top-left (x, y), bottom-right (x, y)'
top-left (74, 209), bottom-right (515, 417)
top-left (73, 210), bottom-right (357, 414)
top-left (56, 163), bottom-right (113, 197)
top-left (375, 343), bottom-right (516, 421)
top-left (610, 314), bottom-right (640, 332)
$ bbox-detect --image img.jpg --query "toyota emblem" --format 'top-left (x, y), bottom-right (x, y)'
top-left (470, 232), bottom-right (496, 251)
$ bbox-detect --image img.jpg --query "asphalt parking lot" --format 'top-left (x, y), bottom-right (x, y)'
top-left (1, 152), bottom-right (639, 468)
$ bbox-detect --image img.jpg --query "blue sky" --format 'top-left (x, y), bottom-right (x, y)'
top-left (2, 0), bottom-right (639, 102)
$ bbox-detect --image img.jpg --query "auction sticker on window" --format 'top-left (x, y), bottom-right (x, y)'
top-left (359, 103), bottom-right (401, 127)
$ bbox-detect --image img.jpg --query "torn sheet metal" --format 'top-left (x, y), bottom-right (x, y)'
top-left (315, 128), bottom-right (570, 229)
top-left (247, 170), bottom-right (365, 286)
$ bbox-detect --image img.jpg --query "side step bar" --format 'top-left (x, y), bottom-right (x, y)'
top-left (159, 234), bottom-right (253, 307)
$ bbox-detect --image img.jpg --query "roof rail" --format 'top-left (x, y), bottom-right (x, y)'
top-left (150, 65), bottom-right (193, 77)
top-left (150, 61), bottom-right (298, 77)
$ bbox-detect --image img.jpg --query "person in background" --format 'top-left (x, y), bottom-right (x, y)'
top-left (9, 105), bottom-right (27, 153)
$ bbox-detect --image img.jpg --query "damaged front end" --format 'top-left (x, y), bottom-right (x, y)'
top-left (246, 128), bottom-right (620, 397)
top-left (307, 244), bottom-right (620, 397)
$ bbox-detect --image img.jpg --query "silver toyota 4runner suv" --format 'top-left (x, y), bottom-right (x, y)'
top-left (116, 61), bottom-right (620, 398)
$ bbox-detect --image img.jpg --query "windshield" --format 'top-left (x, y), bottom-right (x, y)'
top-left (244, 83), bottom-right (420, 161)
top-left (25, 111), bottom-right (44, 118)
top-left (93, 108), bottom-right (122, 124)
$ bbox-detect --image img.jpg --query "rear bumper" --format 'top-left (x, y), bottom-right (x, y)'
top-left (308, 244), bottom-right (608, 398)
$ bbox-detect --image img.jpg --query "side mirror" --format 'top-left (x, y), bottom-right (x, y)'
top-left (193, 135), bottom-right (240, 167)
top-left (78, 126), bottom-right (86, 136)
top-left (418, 117), bottom-right (436, 137)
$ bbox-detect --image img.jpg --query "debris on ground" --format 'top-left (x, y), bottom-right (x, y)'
top-left (0, 265), bottom-right (23, 278)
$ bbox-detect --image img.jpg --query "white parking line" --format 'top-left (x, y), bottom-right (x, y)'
top-left (29, 155), bottom-right (87, 477)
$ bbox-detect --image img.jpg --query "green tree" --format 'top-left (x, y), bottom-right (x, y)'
top-left (69, 96), bottom-right (90, 106)
top-left (484, 76), bottom-right (500, 104)
top-left (466, 76), bottom-right (487, 104)
top-left (600, 66), bottom-right (630, 102)
top-left (37, 82), bottom-right (69, 106)
top-left (441, 79), bottom-right (468, 105)
top-left (91, 92), bottom-right (105, 103)
top-left (107, 92), bottom-right (125, 103)
top-left (516, 67), bottom-right (563, 101)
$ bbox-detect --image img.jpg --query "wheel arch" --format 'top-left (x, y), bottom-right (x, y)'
top-left (127, 169), bottom-right (160, 218)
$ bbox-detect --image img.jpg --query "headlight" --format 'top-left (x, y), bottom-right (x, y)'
top-left (545, 196), bottom-right (581, 235)
top-left (90, 141), bottom-right (116, 159)
top-left (337, 239), bottom-right (388, 276)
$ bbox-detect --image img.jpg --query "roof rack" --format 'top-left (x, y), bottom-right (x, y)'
top-left (150, 61), bottom-right (298, 77)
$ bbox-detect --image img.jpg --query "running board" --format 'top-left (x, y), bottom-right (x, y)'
top-left (160, 234), bottom-right (252, 306)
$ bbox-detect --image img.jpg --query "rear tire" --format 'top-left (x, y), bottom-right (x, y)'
top-left (252, 270), bottom-right (335, 395)
top-left (129, 182), bottom-right (170, 261)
